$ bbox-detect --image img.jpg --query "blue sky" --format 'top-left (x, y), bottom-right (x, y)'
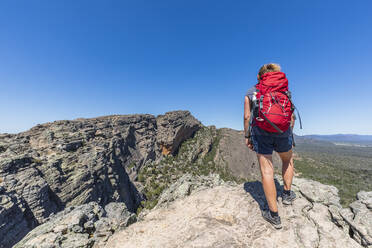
top-left (0, 0), bottom-right (371, 135)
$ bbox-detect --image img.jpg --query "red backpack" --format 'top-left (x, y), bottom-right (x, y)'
top-left (254, 71), bottom-right (299, 133)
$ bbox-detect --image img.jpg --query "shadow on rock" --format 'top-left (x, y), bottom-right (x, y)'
top-left (243, 179), bottom-right (283, 211)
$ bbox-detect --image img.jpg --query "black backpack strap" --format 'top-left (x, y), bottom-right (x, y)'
top-left (246, 86), bottom-right (259, 138)
top-left (294, 107), bottom-right (303, 129)
top-left (285, 91), bottom-right (303, 130)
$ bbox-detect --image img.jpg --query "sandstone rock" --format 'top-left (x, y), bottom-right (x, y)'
top-left (340, 191), bottom-right (372, 247)
top-left (106, 175), bottom-right (363, 248)
top-left (0, 191), bottom-right (30, 248)
top-left (291, 177), bottom-right (342, 207)
top-left (156, 111), bottom-right (201, 155)
top-left (155, 173), bottom-right (230, 209)
top-left (14, 202), bottom-right (136, 248)
top-left (0, 111), bottom-right (200, 247)
top-left (357, 191), bottom-right (372, 209)
top-left (2, 111), bottom-right (371, 248)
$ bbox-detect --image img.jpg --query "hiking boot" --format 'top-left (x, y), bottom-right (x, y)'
top-left (282, 190), bottom-right (296, 205)
top-left (262, 209), bottom-right (282, 229)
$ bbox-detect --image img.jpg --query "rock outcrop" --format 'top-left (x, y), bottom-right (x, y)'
top-left (2, 110), bottom-right (371, 248)
top-left (156, 111), bottom-right (201, 155)
top-left (0, 111), bottom-right (201, 247)
top-left (340, 191), bottom-right (372, 247)
top-left (0, 189), bottom-right (30, 248)
top-left (13, 202), bottom-right (136, 248)
top-left (106, 174), bottom-right (371, 248)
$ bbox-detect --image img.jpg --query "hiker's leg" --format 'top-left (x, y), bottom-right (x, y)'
top-left (257, 153), bottom-right (277, 212)
top-left (278, 149), bottom-right (293, 191)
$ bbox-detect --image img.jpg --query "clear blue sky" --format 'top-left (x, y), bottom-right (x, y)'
top-left (1, 0), bottom-right (371, 135)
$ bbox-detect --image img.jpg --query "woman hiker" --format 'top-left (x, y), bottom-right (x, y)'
top-left (244, 63), bottom-right (298, 229)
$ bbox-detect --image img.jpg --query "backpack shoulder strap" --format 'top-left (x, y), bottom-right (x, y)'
top-left (246, 86), bottom-right (258, 138)
top-left (284, 91), bottom-right (303, 130)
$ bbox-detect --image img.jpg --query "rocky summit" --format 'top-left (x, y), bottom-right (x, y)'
top-left (106, 174), bottom-right (371, 248)
top-left (0, 111), bottom-right (371, 248)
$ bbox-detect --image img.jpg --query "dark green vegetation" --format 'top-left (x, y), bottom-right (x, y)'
top-left (135, 127), bottom-right (243, 214)
top-left (294, 140), bottom-right (372, 206)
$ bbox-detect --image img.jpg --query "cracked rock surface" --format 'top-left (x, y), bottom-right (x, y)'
top-left (340, 191), bottom-right (372, 247)
top-left (0, 111), bottom-right (201, 247)
top-left (14, 202), bottom-right (136, 248)
top-left (107, 175), bottom-right (369, 248)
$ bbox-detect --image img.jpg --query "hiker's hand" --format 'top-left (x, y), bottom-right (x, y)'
top-left (245, 138), bottom-right (253, 150)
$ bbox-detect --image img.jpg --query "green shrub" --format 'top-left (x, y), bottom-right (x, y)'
top-left (127, 162), bottom-right (136, 169)
top-left (138, 173), bottom-right (145, 182)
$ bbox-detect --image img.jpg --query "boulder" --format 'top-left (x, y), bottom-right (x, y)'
top-left (14, 202), bottom-right (136, 248)
top-left (340, 191), bottom-right (372, 247)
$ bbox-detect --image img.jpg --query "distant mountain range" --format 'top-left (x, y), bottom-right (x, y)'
top-left (300, 134), bottom-right (372, 147)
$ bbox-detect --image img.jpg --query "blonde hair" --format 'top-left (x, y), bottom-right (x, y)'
top-left (258, 63), bottom-right (281, 79)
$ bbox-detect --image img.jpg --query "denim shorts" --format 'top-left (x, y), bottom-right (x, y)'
top-left (251, 125), bottom-right (293, 155)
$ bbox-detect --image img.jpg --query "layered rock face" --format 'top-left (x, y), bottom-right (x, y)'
top-left (107, 174), bottom-right (371, 248)
top-left (2, 110), bottom-right (371, 248)
top-left (0, 111), bottom-right (201, 247)
top-left (0, 189), bottom-right (30, 247)
top-left (156, 111), bottom-right (201, 155)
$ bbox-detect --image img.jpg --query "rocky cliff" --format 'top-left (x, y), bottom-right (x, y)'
top-left (0, 111), bottom-right (201, 247)
top-left (1, 111), bottom-right (371, 248)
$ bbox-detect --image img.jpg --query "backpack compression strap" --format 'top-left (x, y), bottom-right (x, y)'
top-left (261, 111), bottom-right (284, 134)
top-left (259, 95), bottom-right (284, 134)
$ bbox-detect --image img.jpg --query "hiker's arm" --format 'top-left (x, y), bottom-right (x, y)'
top-left (244, 96), bottom-right (250, 136)
top-left (244, 96), bottom-right (253, 149)
top-left (290, 112), bottom-right (295, 129)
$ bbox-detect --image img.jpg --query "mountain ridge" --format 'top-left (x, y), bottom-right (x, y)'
top-left (0, 110), bottom-right (371, 248)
